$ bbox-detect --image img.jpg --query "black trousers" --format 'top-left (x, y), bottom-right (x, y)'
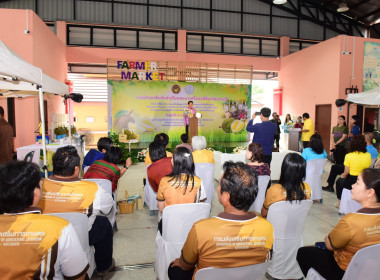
top-left (274, 134), bottom-right (280, 149)
top-left (168, 264), bottom-right (195, 280)
top-left (333, 145), bottom-right (346, 165)
top-left (263, 154), bottom-right (272, 167)
top-left (297, 246), bottom-right (345, 280)
top-left (185, 124), bottom-right (189, 136)
top-left (327, 164), bottom-right (345, 188)
top-left (336, 174), bottom-right (357, 200)
top-left (89, 216), bottom-right (113, 272)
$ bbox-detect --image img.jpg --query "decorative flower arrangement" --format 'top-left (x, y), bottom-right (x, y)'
top-left (137, 148), bottom-right (149, 162)
top-left (233, 146), bottom-right (247, 153)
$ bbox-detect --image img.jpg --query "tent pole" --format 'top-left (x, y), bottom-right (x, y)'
top-left (67, 98), bottom-right (72, 145)
top-left (39, 86), bottom-right (48, 178)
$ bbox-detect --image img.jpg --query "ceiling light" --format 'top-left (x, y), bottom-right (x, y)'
top-left (273, 0), bottom-right (287, 4)
top-left (337, 3), bottom-right (349, 13)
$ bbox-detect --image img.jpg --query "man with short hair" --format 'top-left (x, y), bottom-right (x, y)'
top-left (168, 161), bottom-right (274, 280)
top-left (271, 112), bottom-right (282, 150)
top-left (184, 101), bottom-right (196, 136)
top-left (82, 137), bottom-right (113, 170)
top-left (0, 161), bottom-right (89, 279)
top-left (147, 141), bottom-right (173, 192)
top-left (246, 107), bottom-right (277, 165)
top-left (0, 106), bottom-right (14, 165)
top-left (145, 133), bottom-right (172, 166)
top-left (301, 113), bottom-right (314, 149)
top-left (38, 146), bottom-right (115, 276)
top-left (176, 133), bottom-right (193, 152)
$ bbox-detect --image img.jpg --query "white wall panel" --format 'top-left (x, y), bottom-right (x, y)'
top-left (183, 0), bottom-right (210, 9)
top-left (38, 0), bottom-right (73, 21)
top-left (299, 19), bottom-right (323, 40)
top-left (0, 0), bottom-right (34, 9)
top-left (243, 0), bottom-right (270, 14)
top-left (183, 10), bottom-right (210, 30)
top-left (212, 0), bottom-right (240, 12)
top-left (243, 14), bottom-right (270, 35)
top-left (272, 17), bottom-right (297, 38)
top-left (150, 7), bottom-right (180, 27)
top-left (150, 0), bottom-right (180, 6)
top-left (75, 1), bottom-right (112, 23)
top-left (114, 3), bottom-right (146, 26)
top-left (213, 12), bottom-right (240, 32)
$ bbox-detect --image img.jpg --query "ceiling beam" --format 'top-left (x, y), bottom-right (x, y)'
top-left (350, 0), bottom-right (371, 10)
top-left (357, 8), bottom-right (380, 21)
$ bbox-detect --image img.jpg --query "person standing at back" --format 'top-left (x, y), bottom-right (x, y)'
top-left (0, 106), bottom-right (14, 165)
top-left (246, 107), bottom-right (276, 166)
top-left (301, 113), bottom-right (314, 149)
top-left (271, 112), bottom-right (281, 150)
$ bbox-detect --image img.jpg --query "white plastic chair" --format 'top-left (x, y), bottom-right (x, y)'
top-left (305, 158), bottom-right (327, 202)
top-left (266, 200), bottom-right (313, 279)
top-left (306, 243), bottom-right (380, 280)
top-left (195, 163), bottom-right (215, 204)
top-left (144, 164), bottom-right (159, 216)
top-left (370, 158), bottom-right (376, 168)
top-left (155, 203), bottom-right (211, 280)
top-left (339, 188), bottom-right (362, 215)
top-left (83, 165), bottom-right (90, 174)
top-left (194, 262), bottom-right (270, 280)
top-left (83, 178), bottom-right (112, 195)
top-left (249, 175), bottom-right (271, 212)
top-left (46, 212), bottom-right (95, 278)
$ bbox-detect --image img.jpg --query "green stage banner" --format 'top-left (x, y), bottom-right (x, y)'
top-left (109, 80), bottom-right (251, 143)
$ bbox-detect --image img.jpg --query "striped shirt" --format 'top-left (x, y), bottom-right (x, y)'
top-left (84, 160), bottom-right (121, 192)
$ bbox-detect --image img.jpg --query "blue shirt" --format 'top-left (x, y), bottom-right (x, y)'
top-left (366, 145), bottom-right (378, 159)
top-left (301, 147), bottom-right (327, 162)
top-left (82, 149), bottom-right (104, 170)
top-left (348, 125), bottom-right (360, 141)
top-left (246, 120), bottom-right (276, 155)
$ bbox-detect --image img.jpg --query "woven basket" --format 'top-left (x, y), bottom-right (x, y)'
top-left (118, 201), bottom-right (135, 214)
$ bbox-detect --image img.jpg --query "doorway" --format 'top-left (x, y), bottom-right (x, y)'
top-left (315, 104), bottom-right (332, 152)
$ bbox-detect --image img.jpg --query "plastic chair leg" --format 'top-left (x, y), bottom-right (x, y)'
top-left (150, 210), bottom-right (155, 216)
top-left (320, 198), bottom-right (323, 203)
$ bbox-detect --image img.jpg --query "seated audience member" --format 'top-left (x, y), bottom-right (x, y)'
top-left (365, 132), bottom-right (378, 159)
top-left (0, 161), bottom-right (89, 279)
top-left (145, 133), bottom-right (172, 166)
top-left (82, 137), bottom-right (113, 170)
top-left (302, 133), bottom-right (327, 162)
top-left (176, 133), bottom-right (193, 152)
top-left (191, 136), bottom-right (214, 164)
top-left (84, 146), bottom-right (132, 192)
top-left (147, 141), bottom-right (173, 192)
top-left (157, 147), bottom-right (206, 213)
top-left (297, 168), bottom-right (380, 280)
top-left (334, 135), bottom-right (371, 208)
top-left (261, 153), bottom-right (311, 218)
top-left (246, 143), bottom-right (271, 176)
top-left (38, 146), bottom-right (115, 276)
top-left (168, 162), bottom-right (274, 280)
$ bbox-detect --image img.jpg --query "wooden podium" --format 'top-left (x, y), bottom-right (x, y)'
top-left (189, 116), bottom-right (198, 144)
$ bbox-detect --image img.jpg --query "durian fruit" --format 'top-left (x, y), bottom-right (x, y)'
top-left (231, 120), bottom-right (245, 133)
top-left (222, 118), bottom-right (234, 133)
top-left (140, 119), bottom-right (156, 132)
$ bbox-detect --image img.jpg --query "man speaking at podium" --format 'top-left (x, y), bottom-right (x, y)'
top-left (184, 101), bottom-right (196, 136)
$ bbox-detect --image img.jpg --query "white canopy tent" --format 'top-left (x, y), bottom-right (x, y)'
top-left (346, 86), bottom-right (380, 106)
top-left (0, 40), bottom-right (69, 176)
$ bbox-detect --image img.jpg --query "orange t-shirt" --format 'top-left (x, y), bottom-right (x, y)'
top-left (156, 174), bottom-right (204, 207)
top-left (263, 183), bottom-right (311, 210)
top-left (192, 150), bottom-right (215, 164)
top-left (329, 207), bottom-right (380, 270)
top-left (181, 212), bottom-right (274, 279)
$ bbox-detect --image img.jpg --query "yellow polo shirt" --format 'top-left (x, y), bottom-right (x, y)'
top-left (301, 118), bottom-right (314, 142)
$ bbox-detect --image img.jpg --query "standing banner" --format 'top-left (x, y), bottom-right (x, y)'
top-left (363, 42), bottom-right (380, 91)
top-left (108, 80), bottom-right (251, 143)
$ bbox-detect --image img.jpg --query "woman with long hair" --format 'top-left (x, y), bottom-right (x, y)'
top-left (283, 113), bottom-right (293, 133)
top-left (331, 115), bottom-right (348, 165)
top-left (246, 143), bottom-right (270, 176)
top-left (156, 147), bottom-right (206, 213)
top-left (302, 133), bottom-right (327, 162)
top-left (297, 168), bottom-right (380, 280)
top-left (261, 153), bottom-right (311, 217)
top-left (348, 115), bottom-right (360, 140)
top-left (334, 134), bottom-right (371, 208)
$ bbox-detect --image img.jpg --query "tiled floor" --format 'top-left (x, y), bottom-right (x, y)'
top-left (91, 160), bottom-right (342, 279)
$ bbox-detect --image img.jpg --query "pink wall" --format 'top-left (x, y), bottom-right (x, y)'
top-left (0, 9), bottom-right (66, 148)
